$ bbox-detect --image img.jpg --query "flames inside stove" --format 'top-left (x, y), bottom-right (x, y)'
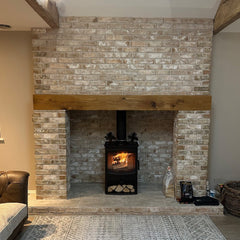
top-left (108, 152), bottom-right (136, 171)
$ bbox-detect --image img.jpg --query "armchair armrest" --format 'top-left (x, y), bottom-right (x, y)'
top-left (0, 171), bottom-right (29, 205)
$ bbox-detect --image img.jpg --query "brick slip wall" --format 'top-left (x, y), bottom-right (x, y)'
top-left (128, 111), bottom-right (174, 183)
top-left (70, 111), bottom-right (174, 184)
top-left (33, 110), bottom-right (69, 199)
top-left (70, 111), bottom-right (115, 183)
top-left (173, 111), bottom-right (210, 197)
top-left (32, 17), bottom-right (213, 199)
top-left (65, 111), bottom-right (71, 194)
top-left (32, 17), bottom-right (212, 95)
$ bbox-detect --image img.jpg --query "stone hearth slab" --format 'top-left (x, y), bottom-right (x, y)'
top-left (28, 183), bottom-right (223, 216)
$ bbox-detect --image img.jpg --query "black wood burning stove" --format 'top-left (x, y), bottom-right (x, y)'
top-left (105, 111), bottom-right (139, 194)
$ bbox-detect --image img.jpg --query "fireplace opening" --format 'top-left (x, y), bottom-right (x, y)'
top-left (105, 111), bottom-right (139, 194)
top-left (68, 110), bottom-right (174, 196)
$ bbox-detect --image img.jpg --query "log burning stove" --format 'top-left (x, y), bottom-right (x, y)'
top-left (105, 111), bottom-right (139, 194)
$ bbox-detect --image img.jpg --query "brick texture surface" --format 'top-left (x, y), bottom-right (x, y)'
top-left (32, 17), bottom-right (212, 95)
top-left (33, 110), bottom-right (69, 199)
top-left (32, 17), bottom-right (213, 199)
top-left (173, 111), bottom-right (210, 197)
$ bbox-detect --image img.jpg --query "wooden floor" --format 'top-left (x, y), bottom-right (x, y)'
top-left (211, 213), bottom-right (240, 240)
top-left (16, 213), bottom-right (240, 240)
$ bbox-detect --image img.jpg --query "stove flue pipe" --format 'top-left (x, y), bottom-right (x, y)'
top-left (116, 111), bottom-right (126, 141)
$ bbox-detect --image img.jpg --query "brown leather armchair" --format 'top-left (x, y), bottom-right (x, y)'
top-left (0, 171), bottom-right (29, 240)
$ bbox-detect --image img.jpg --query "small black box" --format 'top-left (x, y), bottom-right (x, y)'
top-left (194, 196), bottom-right (219, 206)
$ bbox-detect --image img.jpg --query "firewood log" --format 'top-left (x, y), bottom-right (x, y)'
top-left (115, 185), bottom-right (123, 192)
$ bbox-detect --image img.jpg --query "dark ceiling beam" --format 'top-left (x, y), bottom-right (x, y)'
top-left (25, 0), bottom-right (59, 28)
top-left (214, 0), bottom-right (240, 35)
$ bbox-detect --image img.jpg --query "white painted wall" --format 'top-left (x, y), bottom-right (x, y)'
top-left (209, 32), bottom-right (240, 187)
top-left (0, 32), bottom-right (35, 189)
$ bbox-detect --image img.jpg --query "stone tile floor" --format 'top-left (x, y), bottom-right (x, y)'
top-left (28, 183), bottom-right (223, 216)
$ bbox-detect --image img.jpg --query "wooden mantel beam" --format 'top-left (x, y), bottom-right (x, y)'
top-left (214, 0), bottom-right (240, 35)
top-left (25, 0), bottom-right (59, 28)
top-left (33, 95), bottom-right (211, 111)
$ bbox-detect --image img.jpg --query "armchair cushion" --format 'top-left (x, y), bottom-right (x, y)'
top-left (0, 171), bottom-right (29, 240)
top-left (0, 203), bottom-right (27, 240)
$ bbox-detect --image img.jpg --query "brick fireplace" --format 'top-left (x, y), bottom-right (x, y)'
top-left (32, 17), bottom-right (212, 199)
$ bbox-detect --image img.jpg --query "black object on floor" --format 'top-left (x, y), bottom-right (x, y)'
top-left (194, 196), bottom-right (219, 206)
top-left (180, 181), bottom-right (194, 203)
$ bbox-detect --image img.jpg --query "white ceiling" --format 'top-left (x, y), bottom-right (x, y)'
top-left (1, 0), bottom-right (240, 32)
top-left (0, 0), bottom-right (49, 31)
top-left (58, 0), bottom-right (221, 19)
